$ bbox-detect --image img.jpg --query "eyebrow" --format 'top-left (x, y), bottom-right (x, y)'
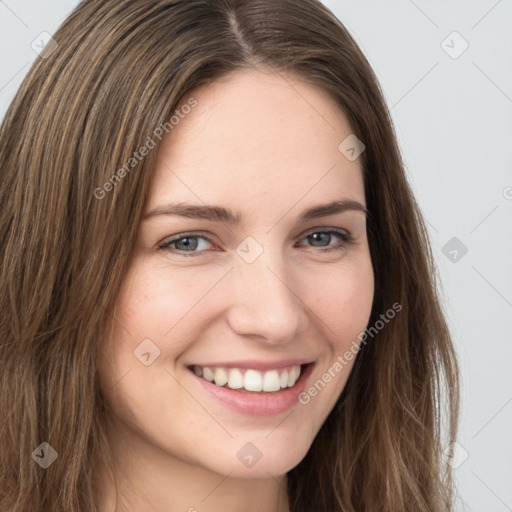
top-left (144, 199), bottom-right (367, 224)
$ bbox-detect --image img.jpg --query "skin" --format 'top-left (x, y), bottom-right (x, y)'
top-left (95, 67), bottom-right (374, 512)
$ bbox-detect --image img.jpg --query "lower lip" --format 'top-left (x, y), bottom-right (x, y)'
top-left (189, 364), bottom-right (314, 416)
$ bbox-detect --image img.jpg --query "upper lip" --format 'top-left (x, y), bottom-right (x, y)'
top-left (188, 358), bottom-right (315, 371)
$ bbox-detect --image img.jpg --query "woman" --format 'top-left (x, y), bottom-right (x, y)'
top-left (0, 0), bottom-right (460, 511)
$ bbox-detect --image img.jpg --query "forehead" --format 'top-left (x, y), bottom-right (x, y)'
top-left (147, 68), bottom-right (365, 213)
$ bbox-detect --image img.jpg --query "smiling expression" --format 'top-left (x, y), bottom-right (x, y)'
top-left (97, 67), bottom-right (375, 478)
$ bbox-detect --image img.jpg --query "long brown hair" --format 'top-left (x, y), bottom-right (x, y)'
top-left (0, 0), bottom-right (460, 510)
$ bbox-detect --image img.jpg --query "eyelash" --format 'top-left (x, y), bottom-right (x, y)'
top-left (158, 228), bottom-right (354, 257)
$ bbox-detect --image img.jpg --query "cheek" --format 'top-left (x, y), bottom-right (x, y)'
top-left (293, 259), bottom-right (373, 432)
top-left (309, 257), bottom-right (374, 350)
top-left (97, 261), bottom-right (229, 399)
top-left (110, 261), bottom-right (226, 352)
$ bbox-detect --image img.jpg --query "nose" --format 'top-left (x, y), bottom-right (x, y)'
top-left (224, 248), bottom-right (308, 345)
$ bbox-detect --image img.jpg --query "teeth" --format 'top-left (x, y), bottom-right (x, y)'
top-left (262, 370), bottom-right (281, 392)
top-left (202, 367), bottom-right (214, 382)
top-left (192, 364), bottom-right (303, 392)
top-left (213, 367), bottom-right (228, 387)
top-left (227, 368), bottom-right (244, 389)
top-left (244, 369), bottom-right (262, 392)
top-left (280, 369), bottom-right (288, 388)
top-left (288, 366), bottom-right (300, 387)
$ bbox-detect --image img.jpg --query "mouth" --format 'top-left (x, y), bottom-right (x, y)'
top-left (187, 361), bottom-right (315, 416)
top-left (187, 363), bottom-right (313, 394)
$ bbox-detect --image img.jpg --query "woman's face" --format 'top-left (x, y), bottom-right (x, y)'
top-left (98, 68), bottom-right (374, 478)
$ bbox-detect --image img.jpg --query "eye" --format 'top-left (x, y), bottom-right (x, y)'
top-left (158, 228), bottom-right (354, 257)
top-left (296, 229), bottom-right (353, 252)
top-left (159, 232), bottom-right (214, 256)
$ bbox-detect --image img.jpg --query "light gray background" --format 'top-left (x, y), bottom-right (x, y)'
top-left (1, 1), bottom-right (511, 510)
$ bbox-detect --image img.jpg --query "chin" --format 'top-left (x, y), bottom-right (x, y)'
top-left (191, 432), bottom-right (313, 478)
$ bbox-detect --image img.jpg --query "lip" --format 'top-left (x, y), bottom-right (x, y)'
top-left (188, 362), bottom-right (315, 416)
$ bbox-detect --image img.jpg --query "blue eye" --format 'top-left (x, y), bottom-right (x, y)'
top-left (160, 234), bottom-right (213, 253)
top-left (297, 229), bottom-right (353, 251)
top-left (158, 229), bottom-right (353, 257)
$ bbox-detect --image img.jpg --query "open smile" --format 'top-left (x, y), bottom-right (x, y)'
top-left (187, 362), bottom-right (315, 415)
top-left (189, 363), bottom-right (307, 392)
